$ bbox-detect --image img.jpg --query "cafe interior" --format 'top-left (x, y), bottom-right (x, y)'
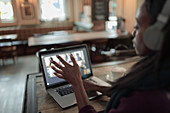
top-left (0, 0), bottom-right (144, 113)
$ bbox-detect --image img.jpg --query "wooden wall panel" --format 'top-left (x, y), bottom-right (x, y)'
top-left (116, 0), bottom-right (124, 17)
top-left (124, 0), bottom-right (137, 33)
top-left (83, 0), bottom-right (92, 5)
top-left (116, 0), bottom-right (137, 33)
top-left (73, 0), bottom-right (83, 21)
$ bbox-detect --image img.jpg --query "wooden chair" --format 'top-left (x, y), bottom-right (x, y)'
top-left (0, 39), bottom-right (17, 65)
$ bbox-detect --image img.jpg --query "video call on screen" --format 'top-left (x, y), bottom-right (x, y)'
top-left (42, 49), bottom-right (91, 86)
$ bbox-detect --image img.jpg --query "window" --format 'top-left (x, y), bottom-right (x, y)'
top-left (106, 0), bottom-right (117, 31)
top-left (39, 0), bottom-right (66, 22)
top-left (0, 0), bottom-right (15, 23)
top-left (109, 0), bottom-right (117, 17)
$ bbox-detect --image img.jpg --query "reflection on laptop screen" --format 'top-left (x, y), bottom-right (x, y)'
top-left (40, 45), bottom-right (92, 87)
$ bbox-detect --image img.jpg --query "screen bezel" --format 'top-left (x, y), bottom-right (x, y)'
top-left (38, 44), bottom-right (93, 89)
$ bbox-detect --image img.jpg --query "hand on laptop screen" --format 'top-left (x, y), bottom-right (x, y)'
top-left (43, 49), bottom-right (91, 86)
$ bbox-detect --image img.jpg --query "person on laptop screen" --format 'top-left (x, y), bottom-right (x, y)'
top-left (51, 0), bottom-right (170, 113)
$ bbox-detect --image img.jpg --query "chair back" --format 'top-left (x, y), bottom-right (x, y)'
top-left (0, 39), bottom-right (17, 64)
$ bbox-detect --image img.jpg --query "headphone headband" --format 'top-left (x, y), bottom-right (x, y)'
top-left (156, 0), bottom-right (170, 29)
top-left (143, 0), bottom-right (170, 51)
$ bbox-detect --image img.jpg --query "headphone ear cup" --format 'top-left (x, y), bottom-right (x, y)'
top-left (143, 25), bottom-right (164, 51)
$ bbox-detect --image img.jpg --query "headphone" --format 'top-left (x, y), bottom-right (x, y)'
top-left (143, 0), bottom-right (170, 51)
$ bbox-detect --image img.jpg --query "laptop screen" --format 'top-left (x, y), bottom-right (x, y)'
top-left (39, 44), bottom-right (93, 88)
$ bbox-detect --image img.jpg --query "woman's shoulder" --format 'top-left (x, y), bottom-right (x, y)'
top-left (131, 89), bottom-right (168, 97)
top-left (109, 90), bottom-right (170, 113)
top-left (130, 90), bottom-right (169, 102)
top-left (122, 90), bottom-right (170, 105)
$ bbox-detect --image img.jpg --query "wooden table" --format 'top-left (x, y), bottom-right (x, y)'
top-left (24, 57), bottom-right (140, 113)
top-left (28, 31), bottom-right (129, 47)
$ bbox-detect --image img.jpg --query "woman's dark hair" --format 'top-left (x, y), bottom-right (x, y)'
top-left (145, 0), bottom-right (166, 23)
top-left (110, 0), bottom-right (170, 92)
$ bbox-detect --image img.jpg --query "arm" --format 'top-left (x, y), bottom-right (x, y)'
top-left (51, 54), bottom-right (91, 110)
top-left (96, 85), bottom-right (112, 97)
top-left (83, 80), bottom-right (112, 97)
top-left (73, 84), bottom-right (103, 113)
top-left (72, 79), bottom-right (90, 110)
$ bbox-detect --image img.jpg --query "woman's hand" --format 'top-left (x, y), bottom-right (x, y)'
top-left (83, 80), bottom-right (99, 91)
top-left (84, 79), bottom-right (112, 97)
top-left (51, 54), bottom-right (90, 110)
top-left (51, 54), bottom-right (82, 86)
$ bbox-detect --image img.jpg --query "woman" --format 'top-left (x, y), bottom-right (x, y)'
top-left (51, 0), bottom-right (170, 112)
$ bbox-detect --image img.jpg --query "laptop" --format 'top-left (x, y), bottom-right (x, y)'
top-left (38, 44), bottom-right (111, 109)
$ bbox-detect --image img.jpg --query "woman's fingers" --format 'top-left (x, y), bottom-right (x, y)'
top-left (70, 54), bottom-right (78, 66)
top-left (52, 60), bottom-right (64, 70)
top-left (56, 55), bottom-right (71, 66)
top-left (51, 66), bottom-right (64, 75)
top-left (51, 66), bottom-right (65, 79)
top-left (53, 72), bottom-right (65, 79)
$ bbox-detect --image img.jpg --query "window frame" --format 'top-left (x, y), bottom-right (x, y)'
top-left (0, 0), bottom-right (18, 27)
top-left (38, 0), bottom-right (74, 25)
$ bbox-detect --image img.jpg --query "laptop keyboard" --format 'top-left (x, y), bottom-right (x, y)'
top-left (55, 85), bottom-right (74, 96)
